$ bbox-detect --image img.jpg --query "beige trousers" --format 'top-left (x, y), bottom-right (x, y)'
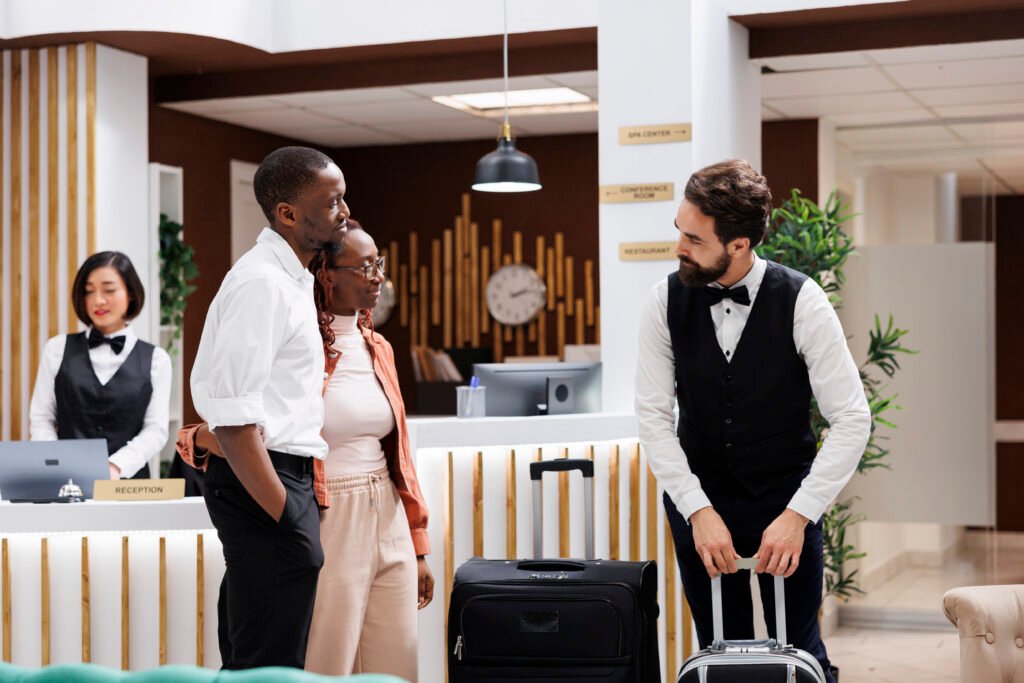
top-left (305, 469), bottom-right (419, 680)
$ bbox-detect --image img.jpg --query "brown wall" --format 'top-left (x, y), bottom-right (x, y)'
top-left (994, 195), bottom-right (1024, 422)
top-left (149, 105), bottom-right (314, 423)
top-left (761, 119), bottom-right (818, 205)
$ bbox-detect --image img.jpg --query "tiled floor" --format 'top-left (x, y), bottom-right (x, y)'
top-left (828, 627), bottom-right (960, 682)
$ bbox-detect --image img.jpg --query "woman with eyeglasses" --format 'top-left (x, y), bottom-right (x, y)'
top-left (177, 221), bottom-right (432, 679)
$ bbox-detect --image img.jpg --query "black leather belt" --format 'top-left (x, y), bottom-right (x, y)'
top-left (267, 450), bottom-right (314, 476)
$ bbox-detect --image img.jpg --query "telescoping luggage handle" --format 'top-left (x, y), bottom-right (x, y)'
top-left (529, 459), bottom-right (595, 561)
top-left (711, 558), bottom-right (787, 649)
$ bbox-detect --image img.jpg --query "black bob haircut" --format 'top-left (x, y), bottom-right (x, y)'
top-left (253, 146), bottom-right (336, 224)
top-left (71, 251), bottom-right (145, 326)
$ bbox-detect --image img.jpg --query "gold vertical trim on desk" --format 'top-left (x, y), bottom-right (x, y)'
top-left (506, 450), bottom-right (517, 558)
top-left (409, 232), bottom-right (418, 294)
top-left (66, 45), bottom-right (79, 333)
top-left (558, 447), bottom-right (570, 557)
top-left (121, 535), bottom-right (129, 670)
top-left (159, 537), bottom-right (167, 665)
top-left (196, 534), bottom-right (204, 667)
top-left (81, 537), bottom-right (90, 662)
top-left (647, 464), bottom-right (658, 561)
top-left (28, 50), bottom-right (41, 388)
top-left (609, 445), bottom-right (620, 560)
top-left (11, 51), bottom-right (24, 439)
top-left (2, 538), bottom-right (11, 662)
top-left (40, 538), bottom-right (50, 666)
top-left (629, 443), bottom-right (640, 561)
top-left (665, 518), bottom-right (677, 679)
top-left (442, 230), bottom-right (453, 348)
top-left (85, 42), bottom-right (96, 256)
top-left (46, 47), bottom-right (59, 337)
top-left (473, 451), bottom-right (484, 557)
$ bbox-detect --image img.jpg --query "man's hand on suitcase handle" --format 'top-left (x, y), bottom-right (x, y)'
top-left (690, 506), bottom-right (740, 578)
top-left (754, 508), bottom-right (809, 578)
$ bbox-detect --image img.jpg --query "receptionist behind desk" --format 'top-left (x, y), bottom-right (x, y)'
top-left (29, 251), bottom-right (171, 480)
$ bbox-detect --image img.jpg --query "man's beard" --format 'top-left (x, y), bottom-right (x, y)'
top-left (677, 250), bottom-right (730, 287)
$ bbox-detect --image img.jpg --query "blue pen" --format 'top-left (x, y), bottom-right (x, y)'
top-left (469, 375), bottom-right (480, 388)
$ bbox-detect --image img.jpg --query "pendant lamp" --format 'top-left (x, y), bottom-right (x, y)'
top-left (471, 0), bottom-right (541, 193)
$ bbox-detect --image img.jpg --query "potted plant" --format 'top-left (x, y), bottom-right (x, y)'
top-left (757, 190), bottom-right (915, 683)
top-left (158, 213), bottom-right (198, 352)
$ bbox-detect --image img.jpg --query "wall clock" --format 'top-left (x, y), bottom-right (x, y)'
top-left (486, 264), bottom-right (547, 326)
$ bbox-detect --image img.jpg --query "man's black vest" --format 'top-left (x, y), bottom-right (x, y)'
top-left (54, 332), bottom-right (154, 479)
top-left (666, 261), bottom-right (816, 497)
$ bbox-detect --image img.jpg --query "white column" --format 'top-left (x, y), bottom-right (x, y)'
top-left (598, 0), bottom-right (761, 412)
top-left (94, 45), bottom-right (153, 341)
top-left (817, 117), bottom-right (837, 204)
top-left (935, 171), bottom-right (959, 243)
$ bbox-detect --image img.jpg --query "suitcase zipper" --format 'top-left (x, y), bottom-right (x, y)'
top-left (453, 635), bottom-right (463, 661)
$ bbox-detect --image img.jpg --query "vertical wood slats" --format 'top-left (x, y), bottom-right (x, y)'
top-left (565, 256), bottom-right (574, 315)
top-left (545, 248), bottom-right (555, 311)
top-left (66, 45), bottom-right (79, 333)
top-left (40, 538), bottom-right (49, 666)
top-left (629, 443), bottom-right (640, 562)
top-left (11, 51), bottom-right (23, 439)
top-left (2, 539), bottom-right (10, 662)
top-left (159, 537), bottom-right (167, 665)
top-left (47, 48), bottom-right (58, 337)
top-left (682, 592), bottom-right (695, 660)
top-left (408, 232), bottom-right (418, 294)
top-left (469, 221), bottom-right (480, 347)
top-left (196, 534), bottom-right (204, 667)
top-left (473, 451), bottom-right (484, 557)
top-left (491, 219), bottom-right (502, 272)
top-left (28, 51), bottom-right (40, 391)
top-left (454, 217), bottom-right (463, 347)
top-left (665, 519), bottom-right (677, 680)
top-left (85, 43), bottom-right (96, 256)
top-left (575, 299), bottom-right (585, 344)
top-left (81, 537), bottom-right (90, 662)
top-left (506, 450), bottom-right (517, 559)
top-left (418, 266), bottom-right (428, 348)
top-left (609, 445), bottom-right (620, 560)
top-left (398, 264), bottom-right (408, 327)
top-left (647, 464), bottom-right (658, 561)
top-left (121, 536), bottom-right (129, 670)
top-left (558, 447), bottom-right (570, 557)
top-left (585, 259), bottom-right (595, 326)
top-left (431, 239), bottom-right (441, 326)
top-left (480, 246), bottom-right (490, 335)
top-left (555, 232), bottom-right (565, 297)
top-left (442, 230), bottom-right (453, 348)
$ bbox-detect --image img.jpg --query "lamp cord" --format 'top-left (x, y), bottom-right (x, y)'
top-left (503, 0), bottom-right (510, 130)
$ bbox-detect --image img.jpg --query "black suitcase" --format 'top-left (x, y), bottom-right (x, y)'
top-left (677, 559), bottom-right (827, 682)
top-left (448, 458), bottom-right (660, 682)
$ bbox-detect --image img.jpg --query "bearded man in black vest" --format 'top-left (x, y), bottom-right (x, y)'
top-left (636, 160), bottom-right (870, 682)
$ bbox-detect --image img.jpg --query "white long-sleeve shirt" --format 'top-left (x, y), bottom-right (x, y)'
top-left (29, 325), bottom-right (171, 478)
top-left (190, 228), bottom-right (328, 459)
top-left (635, 254), bottom-right (871, 523)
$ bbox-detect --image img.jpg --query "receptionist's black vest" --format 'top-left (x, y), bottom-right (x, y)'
top-left (666, 261), bottom-right (816, 497)
top-left (54, 332), bottom-right (153, 479)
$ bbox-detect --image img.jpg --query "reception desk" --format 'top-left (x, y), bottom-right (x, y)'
top-left (0, 414), bottom-right (696, 680)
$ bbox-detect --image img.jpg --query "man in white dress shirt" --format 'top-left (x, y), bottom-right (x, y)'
top-left (635, 160), bottom-right (870, 682)
top-left (190, 146), bottom-right (349, 669)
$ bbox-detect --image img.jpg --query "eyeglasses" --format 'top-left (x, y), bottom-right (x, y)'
top-left (329, 256), bottom-right (386, 281)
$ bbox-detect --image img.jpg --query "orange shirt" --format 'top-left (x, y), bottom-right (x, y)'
top-left (176, 323), bottom-right (430, 556)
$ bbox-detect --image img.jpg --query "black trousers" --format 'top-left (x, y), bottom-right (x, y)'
top-left (203, 452), bottom-right (324, 670)
top-left (664, 481), bottom-right (835, 683)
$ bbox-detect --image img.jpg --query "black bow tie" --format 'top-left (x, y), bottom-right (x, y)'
top-left (704, 285), bottom-right (751, 306)
top-left (88, 329), bottom-right (126, 354)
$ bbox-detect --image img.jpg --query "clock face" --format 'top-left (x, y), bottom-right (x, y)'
top-left (371, 278), bottom-right (396, 327)
top-left (486, 264), bottom-right (547, 326)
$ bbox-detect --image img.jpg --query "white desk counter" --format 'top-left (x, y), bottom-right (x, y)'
top-left (0, 498), bottom-right (212, 535)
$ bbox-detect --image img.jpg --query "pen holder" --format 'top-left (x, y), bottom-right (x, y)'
top-left (456, 385), bottom-right (486, 418)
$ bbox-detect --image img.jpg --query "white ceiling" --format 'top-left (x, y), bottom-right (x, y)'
top-left (759, 38), bottom-right (1024, 193)
top-left (163, 72), bottom-right (599, 148)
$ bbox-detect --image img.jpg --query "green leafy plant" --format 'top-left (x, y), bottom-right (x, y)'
top-left (757, 189), bottom-right (916, 601)
top-left (159, 213), bottom-right (198, 352)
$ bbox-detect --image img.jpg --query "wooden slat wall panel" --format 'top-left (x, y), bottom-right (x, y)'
top-left (629, 444), bottom-right (640, 561)
top-left (558, 447), bottom-right (570, 557)
top-left (66, 45), bottom-right (79, 333)
top-left (28, 50), bottom-right (40, 390)
top-left (609, 445), bottom-right (620, 560)
top-left (473, 451), bottom-right (484, 557)
top-left (665, 519), bottom-right (677, 680)
top-left (11, 51), bottom-right (23, 440)
top-left (47, 48), bottom-right (58, 337)
top-left (196, 534), bottom-right (204, 667)
top-left (442, 230), bottom-right (452, 348)
top-left (85, 43), bottom-right (96, 256)
top-left (81, 537), bottom-right (90, 662)
top-left (409, 232), bottom-right (418, 294)
top-left (121, 536), bottom-right (129, 670)
top-left (2, 539), bottom-right (10, 662)
top-left (40, 538), bottom-right (49, 666)
top-left (506, 450), bottom-right (517, 559)
top-left (159, 537), bottom-right (167, 665)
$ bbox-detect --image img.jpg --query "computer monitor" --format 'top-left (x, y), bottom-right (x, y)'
top-left (471, 362), bottom-right (602, 417)
top-left (0, 439), bottom-right (110, 501)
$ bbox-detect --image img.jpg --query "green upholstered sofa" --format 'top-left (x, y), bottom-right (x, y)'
top-left (0, 663), bottom-right (408, 682)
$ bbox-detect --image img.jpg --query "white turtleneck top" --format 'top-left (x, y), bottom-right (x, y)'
top-left (321, 315), bottom-right (395, 478)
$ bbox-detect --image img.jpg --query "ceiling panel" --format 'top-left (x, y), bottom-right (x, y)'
top-left (837, 124), bottom-right (959, 147)
top-left (932, 102), bottom-right (1024, 119)
top-left (948, 120), bottom-right (1024, 143)
top-left (403, 75), bottom-right (557, 98)
top-left (545, 71), bottom-right (599, 88)
top-left (868, 39), bottom-right (1024, 65)
top-left (206, 108), bottom-right (345, 130)
top-left (165, 96), bottom-right (286, 115)
top-left (827, 108), bottom-right (935, 127)
top-left (309, 98), bottom-right (476, 125)
top-left (303, 126), bottom-right (409, 147)
top-left (883, 56), bottom-right (1024, 90)
top-left (762, 66), bottom-right (892, 99)
top-left (268, 87), bottom-right (418, 108)
top-left (757, 51), bottom-right (868, 72)
top-left (767, 91), bottom-right (918, 117)
top-left (384, 117), bottom-right (504, 142)
top-left (844, 140), bottom-right (967, 153)
top-left (915, 83), bottom-right (1024, 107)
top-left (514, 111), bottom-right (599, 136)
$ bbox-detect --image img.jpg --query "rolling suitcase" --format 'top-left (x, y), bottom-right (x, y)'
top-left (448, 458), bottom-right (660, 682)
top-left (677, 558), bottom-right (827, 682)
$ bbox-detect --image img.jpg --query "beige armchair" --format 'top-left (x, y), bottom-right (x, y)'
top-left (943, 585), bottom-right (1024, 682)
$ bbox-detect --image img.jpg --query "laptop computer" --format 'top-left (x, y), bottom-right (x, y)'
top-left (0, 439), bottom-right (110, 502)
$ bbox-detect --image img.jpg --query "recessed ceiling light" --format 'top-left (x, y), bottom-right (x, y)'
top-left (433, 87), bottom-right (596, 118)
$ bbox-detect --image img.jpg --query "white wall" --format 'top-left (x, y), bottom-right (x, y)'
top-left (817, 118), bottom-right (837, 204)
